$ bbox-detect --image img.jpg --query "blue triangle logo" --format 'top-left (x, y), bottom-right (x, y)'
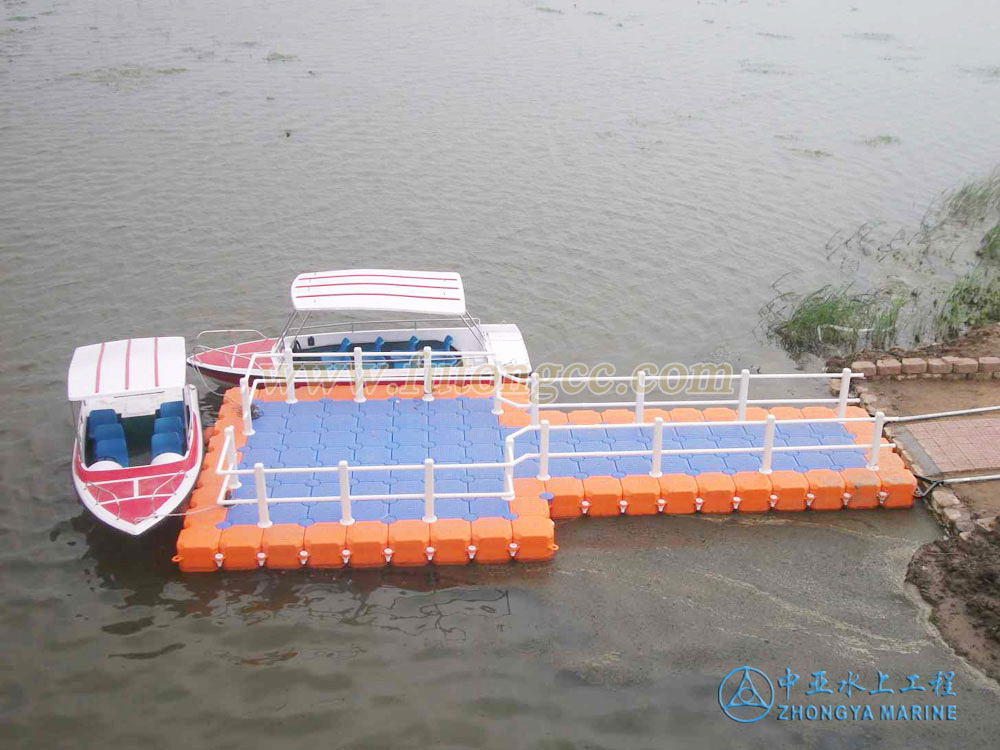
top-left (723, 670), bottom-right (769, 709)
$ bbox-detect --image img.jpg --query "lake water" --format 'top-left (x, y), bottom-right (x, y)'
top-left (2, 1), bottom-right (999, 747)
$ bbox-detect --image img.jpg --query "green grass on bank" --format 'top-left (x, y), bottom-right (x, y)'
top-left (934, 267), bottom-right (1000, 340)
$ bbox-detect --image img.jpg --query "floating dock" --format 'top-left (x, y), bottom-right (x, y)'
top-left (174, 379), bottom-right (917, 572)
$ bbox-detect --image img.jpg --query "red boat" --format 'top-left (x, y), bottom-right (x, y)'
top-left (68, 337), bottom-right (203, 535)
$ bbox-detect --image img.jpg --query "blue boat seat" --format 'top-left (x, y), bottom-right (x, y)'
top-left (151, 431), bottom-right (184, 459)
top-left (87, 409), bottom-right (119, 438)
top-left (358, 337), bottom-right (386, 369)
top-left (434, 335), bottom-right (460, 367)
top-left (392, 336), bottom-right (422, 368)
top-left (94, 438), bottom-right (129, 467)
top-left (158, 401), bottom-right (185, 420)
top-left (322, 338), bottom-right (356, 369)
top-left (91, 422), bottom-right (125, 443)
top-left (154, 416), bottom-right (185, 436)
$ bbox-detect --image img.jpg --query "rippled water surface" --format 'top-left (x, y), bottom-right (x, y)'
top-left (2, 1), bottom-right (999, 747)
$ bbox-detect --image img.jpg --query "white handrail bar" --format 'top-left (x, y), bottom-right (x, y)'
top-left (218, 437), bottom-right (893, 508)
top-left (222, 490), bottom-right (514, 506)
top-left (510, 368), bottom-right (863, 420)
top-left (513, 397), bottom-right (859, 409)
top-left (245, 348), bottom-right (498, 366)
top-left (533, 372), bottom-right (862, 384)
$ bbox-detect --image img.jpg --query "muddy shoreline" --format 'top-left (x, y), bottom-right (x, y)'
top-left (907, 525), bottom-right (1000, 683)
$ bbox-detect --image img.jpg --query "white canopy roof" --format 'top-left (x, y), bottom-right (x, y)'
top-left (291, 269), bottom-right (466, 315)
top-left (68, 337), bottom-right (187, 401)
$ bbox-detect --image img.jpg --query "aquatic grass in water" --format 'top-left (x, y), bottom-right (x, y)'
top-left (979, 223), bottom-right (1000, 262)
top-left (789, 148), bottom-right (832, 159)
top-left (933, 267), bottom-right (1000, 340)
top-left (864, 135), bottom-right (900, 146)
top-left (740, 60), bottom-right (793, 75)
top-left (940, 171), bottom-right (1000, 225)
top-left (763, 285), bottom-right (906, 356)
top-left (846, 32), bottom-right (896, 42)
top-left (67, 65), bottom-right (188, 89)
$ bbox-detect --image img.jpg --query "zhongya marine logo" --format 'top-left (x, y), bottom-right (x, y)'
top-left (719, 667), bottom-right (775, 723)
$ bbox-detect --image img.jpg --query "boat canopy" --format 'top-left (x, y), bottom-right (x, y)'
top-left (290, 269), bottom-right (466, 316)
top-left (68, 337), bottom-right (187, 401)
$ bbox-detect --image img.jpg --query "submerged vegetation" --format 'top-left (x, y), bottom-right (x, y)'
top-left (864, 134), bottom-right (900, 146)
top-left (789, 148), bottom-right (832, 159)
top-left (66, 65), bottom-right (187, 89)
top-left (934, 268), bottom-right (1000, 340)
top-left (762, 168), bottom-right (1000, 358)
top-left (764, 286), bottom-right (906, 356)
top-left (980, 223), bottom-right (1000, 261)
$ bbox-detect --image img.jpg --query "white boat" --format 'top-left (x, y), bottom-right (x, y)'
top-left (187, 269), bottom-right (531, 385)
top-left (68, 337), bottom-right (203, 535)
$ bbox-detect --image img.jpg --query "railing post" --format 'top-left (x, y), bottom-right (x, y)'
top-left (537, 420), bottom-right (551, 481)
top-left (736, 368), bottom-right (750, 421)
top-left (635, 370), bottom-right (646, 423)
top-left (240, 376), bottom-right (254, 436)
top-left (503, 435), bottom-right (515, 493)
top-left (529, 371), bottom-right (540, 426)
top-left (353, 347), bottom-right (366, 403)
top-left (422, 458), bottom-right (437, 522)
top-left (759, 414), bottom-right (776, 475)
top-left (836, 368), bottom-right (851, 419)
top-left (422, 346), bottom-right (434, 402)
top-left (283, 346), bottom-right (297, 404)
top-left (339, 460), bottom-right (354, 525)
top-left (867, 411), bottom-right (886, 470)
top-left (492, 364), bottom-right (504, 416)
top-left (224, 425), bottom-right (241, 490)
top-left (254, 462), bottom-right (272, 528)
top-left (650, 417), bottom-right (664, 478)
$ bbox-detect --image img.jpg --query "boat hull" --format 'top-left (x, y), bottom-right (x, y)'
top-left (187, 326), bottom-right (531, 387)
top-left (72, 403), bottom-right (203, 535)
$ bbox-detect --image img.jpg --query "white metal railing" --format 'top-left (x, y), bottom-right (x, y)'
top-left (214, 407), bottom-right (892, 528)
top-left (495, 368), bottom-right (864, 426)
top-left (193, 329), bottom-right (271, 369)
top-left (288, 316), bottom-right (482, 335)
top-left (85, 471), bottom-right (184, 518)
